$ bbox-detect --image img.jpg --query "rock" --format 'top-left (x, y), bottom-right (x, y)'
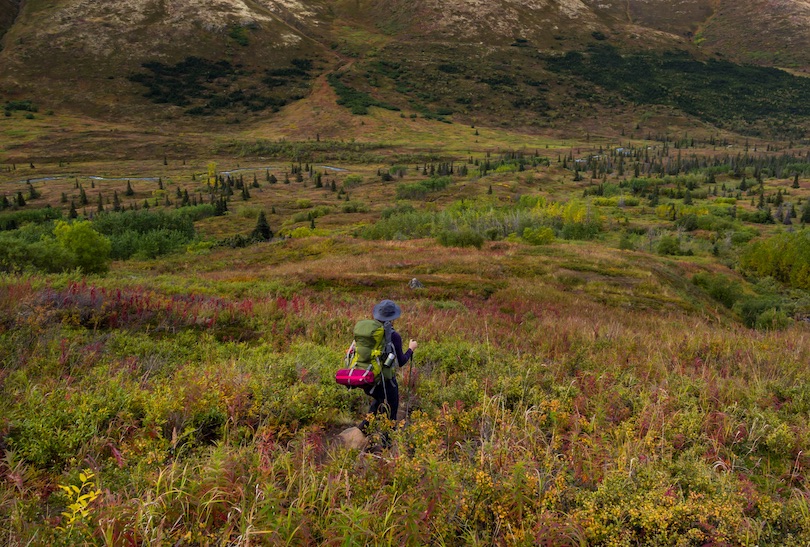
top-left (408, 277), bottom-right (424, 289)
top-left (337, 427), bottom-right (368, 450)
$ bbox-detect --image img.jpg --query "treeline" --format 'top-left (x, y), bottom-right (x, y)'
top-left (234, 140), bottom-right (387, 163)
top-left (565, 143), bottom-right (810, 181)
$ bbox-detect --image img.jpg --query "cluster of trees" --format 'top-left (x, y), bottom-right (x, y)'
top-left (92, 206), bottom-right (214, 260)
top-left (545, 45), bottom-right (810, 137)
top-left (1, 182), bottom-right (41, 211)
top-left (0, 200), bottom-right (225, 273)
top-left (395, 176), bottom-right (453, 199)
top-left (365, 196), bottom-right (601, 246)
top-left (218, 211), bottom-right (273, 249)
top-left (565, 141), bottom-right (810, 182)
top-left (3, 100), bottom-right (37, 117)
top-left (327, 73), bottom-right (399, 115)
top-left (0, 220), bottom-right (111, 274)
top-left (129, 56), bottom-right (316, 116)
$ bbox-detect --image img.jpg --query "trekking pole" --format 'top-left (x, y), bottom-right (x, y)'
top-left (404, 355), bottom-right (414, 423)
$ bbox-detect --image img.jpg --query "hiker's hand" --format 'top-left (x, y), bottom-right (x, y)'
top-left (409, 340), bottom-right (418, 351)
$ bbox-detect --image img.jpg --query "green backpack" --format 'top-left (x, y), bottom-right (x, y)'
top-left (349, 319), bottom-right (395, 383)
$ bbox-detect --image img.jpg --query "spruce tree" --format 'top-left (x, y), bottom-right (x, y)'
top-left (802, 201), bottom-right (810, 224)
top-left (252, 211), bottom-right (272, 240)
top-left (125, 180), bottom-right (135, 196)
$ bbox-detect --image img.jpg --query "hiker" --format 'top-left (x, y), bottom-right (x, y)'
top-left (359, 299), bottom-right (417, 432)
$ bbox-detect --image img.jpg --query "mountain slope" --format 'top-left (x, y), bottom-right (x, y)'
top-left (0, 0), bottom-right (809, 142)
top-left (697, 0), bottom-right (810, 71)
top-left (0, 0), bottom-right (21, 46)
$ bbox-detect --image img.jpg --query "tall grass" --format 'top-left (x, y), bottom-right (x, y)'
top-left (2, 262), bottom-right (810, 543)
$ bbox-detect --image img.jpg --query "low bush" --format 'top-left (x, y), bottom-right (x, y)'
top-left (396, 176), bottom-right (453, 199)
top-left (437, 228), bottom-right (484, 249)
top-left (522, 226), bottom-right (555, 245)
top-left (740, 229), bottom-right (810, 290)
top-left (692, 272), bottom-right (743, 308)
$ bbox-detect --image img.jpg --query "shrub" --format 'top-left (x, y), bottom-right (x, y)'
top-left (755, 307), bottom-right (792, 330)
top-left (396, 176), bottom-right (453, 199)
top-left (437, 228), bottom-right (484, 249)
top-left (343, 175), bottom-right (364, 188)
top-left (657, 235), bottom-right (683, 256)
top-left (54, 220), bottom-right (111, 274)
top-left (7, 385), bottom-right (132, 469)
top-left (342, 202), bottom-right (369, 213)
top-left (675, 214), bottom-right (699, 231)
top-left (381, 204), bottom-right (416, 219)
top-left (692, 272), bottom-right (743, 308)
top-left (327, 74), bottom-right (399, 115)
top-left (522, 226), bottom-right (555, 245)
top-left (733, 295), bottom-right (782, 328)
top-left (0, 206), bottom-right (62, 231)
top-left (560, 221), bottom-right (600, 240)
top-left (92, 207), bottom-right (211, 260)
top-left (740, 230), bottom-right (810, 290)
top-left (0, 232), bottom-right (76, 273)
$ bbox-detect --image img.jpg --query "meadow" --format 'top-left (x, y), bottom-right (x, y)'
top-left (2, 128), bottom-right (810, 545)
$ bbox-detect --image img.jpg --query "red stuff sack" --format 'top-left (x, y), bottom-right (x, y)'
top-left (335, 367), bottom-right (376, 388)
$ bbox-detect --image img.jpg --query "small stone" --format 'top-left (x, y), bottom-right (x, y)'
top-left (337, 427), bottom-right (368, 450)
top-left (408, 278), bottom-right (424, 289)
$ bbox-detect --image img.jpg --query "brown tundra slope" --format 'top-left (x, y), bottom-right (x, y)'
top-left (0, 0), bottom-right (808, 133)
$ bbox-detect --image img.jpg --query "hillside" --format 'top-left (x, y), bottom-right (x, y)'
top-left (1, 0), bottom-right (810, 149)
top-left (3, 133), bottom-right (810, 543)
top-left (4, 1), bottom-right (810, 544)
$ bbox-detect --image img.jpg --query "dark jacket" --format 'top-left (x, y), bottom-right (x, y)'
top-left (380, 329), bottom-right (413, 380)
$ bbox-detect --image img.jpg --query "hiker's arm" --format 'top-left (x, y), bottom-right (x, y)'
top-left (391, 331), bottom-right (413, 366)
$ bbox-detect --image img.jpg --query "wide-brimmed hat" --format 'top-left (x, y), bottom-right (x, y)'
top-left (373, 299), bottom-right (401, 322)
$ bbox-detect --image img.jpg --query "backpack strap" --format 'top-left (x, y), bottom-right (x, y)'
top-left (383, 321), bottom-right (397, 367)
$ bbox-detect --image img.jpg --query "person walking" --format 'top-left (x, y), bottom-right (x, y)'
top-left (359, 299), bottom-right (417, 435)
